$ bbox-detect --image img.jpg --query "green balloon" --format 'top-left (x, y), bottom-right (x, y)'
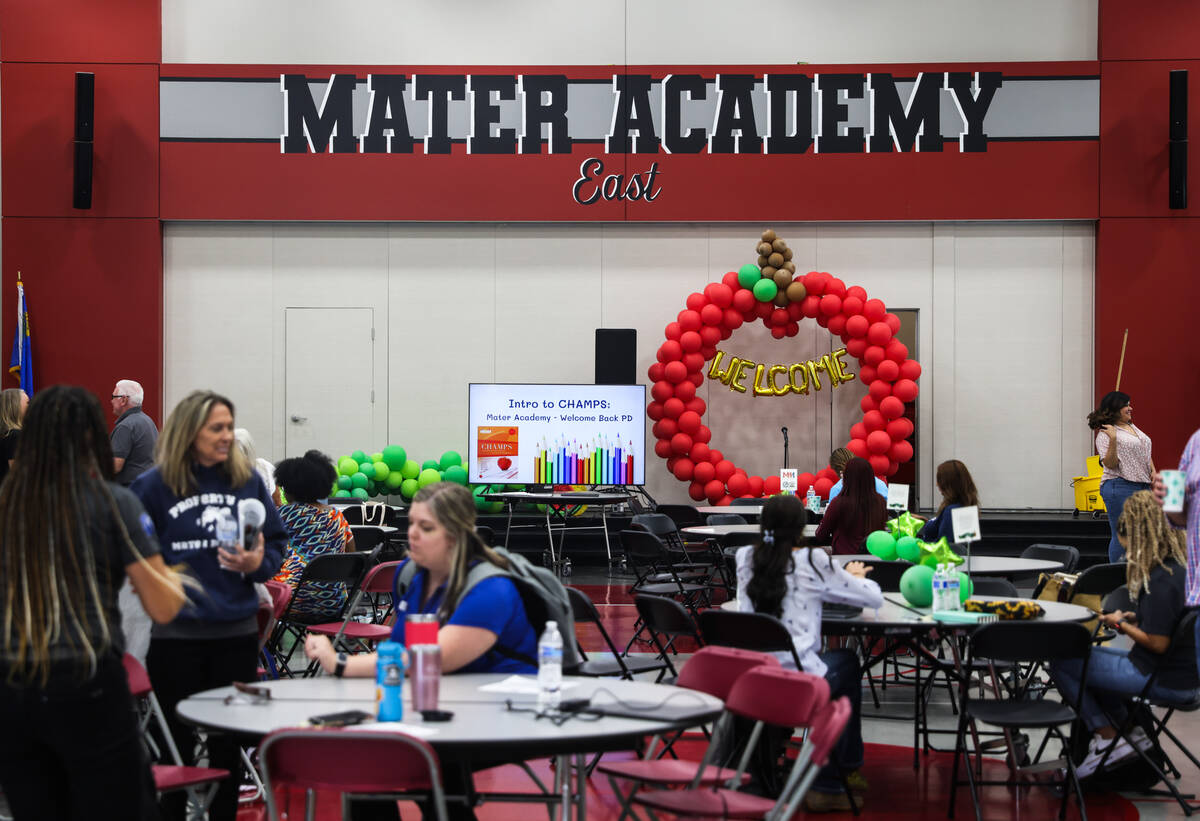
top-left (921, 553), bottom-right (941, 569)
top-left (372, 461), bottom-right (390, 481)
top-left (382, 445), bottom-right (407, 471)
top-left (956, 572), bottom-right (974, 603)
top-left (752, 278), bottom-right (778, 302)
top-left (900, 564), bottom-right (935, 608)
top-left (350, 487), bottom-right (369, 500)
top-left (351, 450), bottom-right (368, 464)
top-left (336, 475), bottom-right (353, 490)
top-left (400, 478), bottom-right (419, 500)
top-left (896, 536), bottom-right (921, 563)
top-left (400, 459), bottom-right (420, 480)
top-left (418, 467), bottom-right (442, 488)
top-left (737, 263), bottom-right (761, 289)
top-left (337, 456), bottom-right (358, 476)
top-left (439, 451), bottom-right (463, 470)
top-left (333, 489), bottom-right (352, 498)
top-left (385, 470), bottom-right (404, 489)
top-left (370, 451), bottom-right (383, 462)
top-left (865, 531), bottom-right (897, 561)
top-left (422, 459), bottom-right (440, 471)
top-left (444, 465), bottom-right (468, 485)
top-left (350, 472), bottom-right (369, 489)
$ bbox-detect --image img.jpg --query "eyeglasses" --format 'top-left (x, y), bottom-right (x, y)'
top-left (111, 394), bottom-right (128, 400)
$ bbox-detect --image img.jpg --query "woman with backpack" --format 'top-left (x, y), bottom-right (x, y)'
top-left (305, 481), bottom-right (538, 676)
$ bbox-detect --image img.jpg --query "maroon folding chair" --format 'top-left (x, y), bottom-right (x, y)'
top-left (598, 645), bottom-right (781, 820)
top-left (259, 727), bottom-right (447, 821)
top-left (632, 666), bottom-right (833, 820)
top-left (304, 560), bottom-right (402, 658)
top-left (122, 654), bottom-right (230, 818)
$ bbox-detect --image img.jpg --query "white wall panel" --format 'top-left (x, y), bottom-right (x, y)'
top-left (163, 0), bottom-right (1097, 65)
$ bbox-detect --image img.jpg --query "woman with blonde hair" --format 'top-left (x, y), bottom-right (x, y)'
top-left (132, 390), bottom-right (287, 821)
top-left (0, 386), bottom-right (185, 820)
top-left (0, 387), bottom-right (28, 483)
top-left (1051, 490), bottom-right (1199, 778)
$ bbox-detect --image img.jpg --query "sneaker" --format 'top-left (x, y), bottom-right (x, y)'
top-left (1075, 729), bottom-right (1151, 779)
top-left (802, 790), bottom-right (854, 813)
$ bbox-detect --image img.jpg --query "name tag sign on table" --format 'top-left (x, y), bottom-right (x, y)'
top-left (780, 469), bottom-right (798, 493)
top-left (951, 505), bottom-right (981, 544)
top-left (886, 483), bottom-right (909, 512)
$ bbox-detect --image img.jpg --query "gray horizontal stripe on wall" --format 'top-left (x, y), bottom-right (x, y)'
top-left (159, 76), bottom-right (1098, 145)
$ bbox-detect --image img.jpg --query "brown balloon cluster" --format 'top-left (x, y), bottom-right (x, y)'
top-left (755, 229), bottom-right (806, 306)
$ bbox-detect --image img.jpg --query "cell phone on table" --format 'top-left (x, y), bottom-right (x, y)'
top-left (309, 709), bottom-right (373, 727)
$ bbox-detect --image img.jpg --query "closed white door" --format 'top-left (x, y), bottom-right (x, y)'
top-left (285, 307), bottom-right (376, 459)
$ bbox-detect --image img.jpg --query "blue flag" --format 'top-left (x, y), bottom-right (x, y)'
top-left (9, 280), bottom-right (32, 396)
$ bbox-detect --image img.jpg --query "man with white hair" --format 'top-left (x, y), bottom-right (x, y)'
top-left (110, 379), bottom-right (158, 486)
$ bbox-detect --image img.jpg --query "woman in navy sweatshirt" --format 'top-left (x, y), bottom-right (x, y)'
top-left (132, 390), bottom-right (286, 821)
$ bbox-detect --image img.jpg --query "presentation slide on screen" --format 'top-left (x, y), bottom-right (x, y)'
top-left (468, 384), bottom-right (646, 485)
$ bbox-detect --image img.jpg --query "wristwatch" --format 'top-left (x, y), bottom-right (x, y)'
top-left (333, 652), bottom-right (348, 678)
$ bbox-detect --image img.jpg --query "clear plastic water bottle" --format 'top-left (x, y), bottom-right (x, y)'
top-left (537, 621), bottom-right (563, 714)
top-left (376, 641), bottom-right (405, 722)
top-left (932, 564), bottom-right (947, 611)
top-left (215, 510), bottom-right (239, 565)
top-left (945, 569), bottom-right (962, 611)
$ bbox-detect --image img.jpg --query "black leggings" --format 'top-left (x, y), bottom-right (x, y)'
top-left (146, 634), bottom-right (259, 821)
top-left (0, 654), bottom-right (158, 821)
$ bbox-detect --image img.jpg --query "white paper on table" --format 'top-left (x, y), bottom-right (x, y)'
top-left (951, 505), bottom-right (981, 543)
top-left (886, 483), bottom-right (909, 511)
top-left (477, 675), bottom-right (581, 695)
top-left (354, 722), bottom-right (439, 737)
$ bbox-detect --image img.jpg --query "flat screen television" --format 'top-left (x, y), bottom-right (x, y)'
top-left (468, 383), bottom-right (647, 485)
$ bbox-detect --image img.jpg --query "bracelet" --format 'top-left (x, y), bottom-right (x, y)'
top-left (334, 652), bottom-right (348, 678)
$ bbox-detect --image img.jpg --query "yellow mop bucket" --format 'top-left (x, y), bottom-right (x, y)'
top-left (1071, 456), bottom-right (1106, 517)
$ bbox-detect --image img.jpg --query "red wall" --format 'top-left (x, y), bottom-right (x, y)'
top-left (0, 0), bottom-right (163, 422)
top-left (1098, 0), bottom-right (1200, 466)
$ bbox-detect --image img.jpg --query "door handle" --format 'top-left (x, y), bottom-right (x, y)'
top-left (290, 415), bottom-right (308, 424)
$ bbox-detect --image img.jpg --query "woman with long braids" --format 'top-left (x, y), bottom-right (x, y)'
top-left (1051, 491), bottom-right (1199, 778)
top-left (132, 390), bottom-right (287, 821)
top-left (0, 386), bottom-right (186, 820)
top-left (736, 494), bottom-right (882, 812)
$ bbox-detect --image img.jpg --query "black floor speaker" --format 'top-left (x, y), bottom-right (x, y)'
top-left (595, 329), bottom-right (637, 385)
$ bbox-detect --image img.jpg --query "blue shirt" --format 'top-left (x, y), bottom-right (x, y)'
top-left (919, 503), bottom-right (960, 543)
top-left (828, 475), bottom-right (888, 501)
top-left (391, 562), bottom-right (537, 674)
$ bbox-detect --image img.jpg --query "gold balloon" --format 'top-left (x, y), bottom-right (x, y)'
top-left (762, 266), bottom-right (778, 278)
top-left (772, 270), bottom-right (792, 288)
top-left (785, 281), bottom-right (807, 302)
top-left (758, 255), bottom-right (769, 267)
top-left (784, 248), bottom-right (794, 261)
top-left (768, 252), bottom-right (785, 268)
top-left (757, 242), bottom-right (773, 256)
top-left (761, 229), bottom-right (777, 242)
top-left (783, 260), bottom-right (796, 273)
top-left (772, 238), bottom-right (788, 253)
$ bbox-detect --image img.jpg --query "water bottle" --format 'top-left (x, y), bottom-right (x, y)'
top-left (945, 569), bottom-right (962, 611)
top-left (215, 510), bottom-right (239, 566)
top-left (932, 564), bottom-right (947, 611)
top-left (536, 621), bottom-right (563, 714)
top-left (376, 641), bottom-right (405, 722)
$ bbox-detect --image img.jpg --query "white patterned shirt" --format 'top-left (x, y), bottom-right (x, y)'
top-left (1096, 425), bottom-right (1154, 484)
top-left (735, 545), bottom-right (883, 676)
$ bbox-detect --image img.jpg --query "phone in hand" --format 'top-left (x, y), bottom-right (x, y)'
top-left (309, 709), bottom-right (373, 727)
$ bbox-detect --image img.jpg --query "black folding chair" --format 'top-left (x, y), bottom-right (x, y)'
top-left (970, 577), bottom-right (1019, 598)
top-left (634, 594), bottom-right (705, 681)
top-left (697, 609), bottom-right (804, 670)
top-left (653, 504), bottom-right (704, 531)
top-left (567, 587), bottom-right (671, 681)
top-left (632, 512), bottom-right (717, 570)
top-left (1021, 543), bottom-right (1081, 574)
top-left (620, 529), bottom-right (711, 652)
top-left (266, 552), bottom-right (369, 677)
top-left (1073, 562), bottom-right (1128, 599)
top-left (948, 621), bottom-right (1093, 821)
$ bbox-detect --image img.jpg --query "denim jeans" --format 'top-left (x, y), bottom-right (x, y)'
top-left (1051, 646), bottom-right (1199, 731)
top-left (811, 648), bottom-right (864, 793)
top-left (1099, 478), bottom-right (1151, 562)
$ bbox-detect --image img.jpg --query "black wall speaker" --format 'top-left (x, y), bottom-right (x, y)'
top-left (1170, 69), bottom-right (1188, 210)
top-left (73, 72), bottom-right (94, 209)
top-left (595, 328), bottom-right (637, 385)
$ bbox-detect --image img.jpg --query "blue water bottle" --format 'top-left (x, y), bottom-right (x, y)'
top-left (376, 641), bottom-right (405, 722)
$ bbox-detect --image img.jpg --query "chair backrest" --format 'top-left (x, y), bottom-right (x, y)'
top-left (1073, 562), bottom-right (1128, 597)
top-left (706, 513), bottom-right (748, 526)
top-left (279, 553), bottom-right (369, 624)
top-left (971, 620), bottom-right (1092, 664)
top-left (263, 580), bottom-right (293, 620)
top-left (620, 528), bottom-right (669, 563)
top-left (859, 560), bottom-right (908, 593)
top-left (970, 576), bottom-right (1019, 598)
top-left (122, 653), bottom-right (152, 698)
top-left (1021, 543), bottom-right (1080, 573)
top-left (348, 525), bottom-right (387, 554)
top-left (654, 504), bottom-right (704, 530)
top-left (676, 645), bottom-right (780, 700)
top-left (566, 585), bottom-right (599, 625)
top-left (806, 695), bottom-right (852, 766)
top-left (635, 594), bottom-right (702, 640)
top-left (259, 728), bottom-right (446, 821)
top-left (724, 666), bottom-right (830, 727)
top-left (631, 513), bottom-right (678, 538)
top-left (361, 560), bottom-right (402, 594)
top-left (1103, 584), bottom-right (1132, 614)
top-left (697, 610), bottom-right (803, 669)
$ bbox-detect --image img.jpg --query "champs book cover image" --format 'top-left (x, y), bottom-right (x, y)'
top-left (477, 426), bottom-right (519, 480)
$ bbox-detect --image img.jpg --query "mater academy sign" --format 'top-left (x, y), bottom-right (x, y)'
top-left (158, 63), bottom-right (1099, 221)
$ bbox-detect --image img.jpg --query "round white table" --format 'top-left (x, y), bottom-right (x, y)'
top-left (683, 523), bottom-right (818, 538)
top-left (696, 505), bottom-right (762, 516)
top-left (177, 673), bottom-right (720, 820)
top-left (842, 554), bottom-right (1065, 578)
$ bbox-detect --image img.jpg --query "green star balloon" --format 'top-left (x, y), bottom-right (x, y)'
top-left (917, 537), bottom-right (963, 568)
top-left (886, 512), bottom-right (923, 539)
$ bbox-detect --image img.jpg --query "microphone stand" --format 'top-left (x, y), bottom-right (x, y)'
top-left (781, 427), bottom-right (789, 469)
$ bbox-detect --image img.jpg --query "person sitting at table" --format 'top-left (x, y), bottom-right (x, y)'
top-left (736, 494), bottom-right (883, 812)
top-left (816, 457), bottom-right (886, 555)
top-left (918, 459), bottom-right (979, 543)
top-left (272, 449), bottom-right (355, 622)
top-left (828, 446), bottom-right (887, 501)
top-left (1050, 490), bottom-right (1200, 778)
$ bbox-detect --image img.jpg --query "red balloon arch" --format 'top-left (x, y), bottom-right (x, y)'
top-left (648, 265), bottom-right (920, 506)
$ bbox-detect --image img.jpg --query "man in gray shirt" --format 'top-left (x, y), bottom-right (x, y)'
top-left (110, 379), bottom-right (158, 486)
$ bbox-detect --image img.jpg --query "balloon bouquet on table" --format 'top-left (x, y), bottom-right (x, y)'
top-left (864, 515), bottom-right (972, 608)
